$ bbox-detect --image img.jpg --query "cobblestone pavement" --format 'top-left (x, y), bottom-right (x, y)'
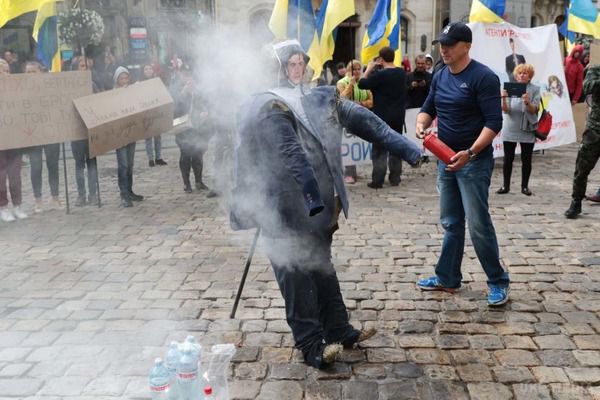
top-left (0, 142), bottom-right (600, 399)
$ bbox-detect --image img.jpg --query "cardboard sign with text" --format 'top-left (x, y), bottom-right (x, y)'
top-left (73, 78), bottom-right (174, 157)
top-left (0, 71), bottom-right (92, 150)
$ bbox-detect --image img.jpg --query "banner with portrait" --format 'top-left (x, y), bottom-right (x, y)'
top-left (469, 22), bottom-right (576, 156)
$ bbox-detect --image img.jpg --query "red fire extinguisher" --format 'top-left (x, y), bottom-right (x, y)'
top-left (423, 134), bottom-right (456, 165)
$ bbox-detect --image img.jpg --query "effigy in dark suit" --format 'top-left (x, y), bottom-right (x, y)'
top-left (230, 40), bottom-right (425, 369)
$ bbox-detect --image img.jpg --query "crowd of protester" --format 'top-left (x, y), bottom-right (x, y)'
top-left (0, 47), bottom-right (220, 221)
top-left (0, 31), bottom-right (598, 223)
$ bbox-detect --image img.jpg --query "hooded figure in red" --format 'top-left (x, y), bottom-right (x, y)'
top-left (564, 44), bottom-right (585, 104)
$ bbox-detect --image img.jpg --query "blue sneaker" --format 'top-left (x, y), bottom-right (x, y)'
top-left (488, 285), bottom-right (510, 306)
top-left (416, 276), bottom-right (459, 293)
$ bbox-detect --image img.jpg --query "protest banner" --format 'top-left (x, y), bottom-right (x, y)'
top-left (469, 22), bottom-right (576, 156)
top-left (341, 130), bottom-right (372, 166)
top-left (0, 71), bottom-right (92, 151)
top-left (73, 78), bottom-right (174, 158)
top-left (341, 110), bottom-right (428, 166)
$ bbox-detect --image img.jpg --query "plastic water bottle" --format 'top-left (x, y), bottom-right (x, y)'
top-left (149, 358), bottom-right (171, 400)
top-left (177, 343), bottom-right (199, 400)
top-left (165, 342), bottom-right (181, 400)
top-left (184, 335), bottom-right (202, 359)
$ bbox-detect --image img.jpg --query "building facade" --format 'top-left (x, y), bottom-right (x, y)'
top-left (0, 1), bottom-right (579, 71)
top-left (214, 0), bottom-right (569, 69)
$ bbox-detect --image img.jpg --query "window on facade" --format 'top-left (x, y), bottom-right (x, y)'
top-left (160, 0), bottom-right (188, 7)
top-left (400, 16), bottom-right (408, 56)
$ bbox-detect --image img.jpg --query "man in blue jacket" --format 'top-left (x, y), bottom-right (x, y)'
top-left (231, 40), bottom-right (425, 369)
top-left (415, 22), bottom-right (510, 306)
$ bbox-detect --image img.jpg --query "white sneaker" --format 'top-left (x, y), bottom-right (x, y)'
top-left (50, 196), bottom-right (62, 209)
top-left (0, 208), bottom-right (15, 222)
top-left (12, 206), bottom-right (27, 220)
top-left (34, 198), bottom-right (43, 213)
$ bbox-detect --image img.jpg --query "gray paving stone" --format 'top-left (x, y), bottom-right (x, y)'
top-left (305, 381), bottom-right (342, 400)
top-left (378, 379), bottom-right (421, 400)
top-left (230, 379), bottom-right (263, 400)
top-left (256, 381), bottom-right (303, 400)
top-left (512, 383), bottom-right (552, 400)
top-left (341, 381), bottom-right (378, 400)
top-left (38, 376), bottom-right (90, 396)
top-left (467, 382), bottom-right (513, 400)
top-left (492, 366), bottom-right (535, 383)
top-left (536, 350), bottom-right (578, 367)
top-left (0, 378), bottom-right (43, 396)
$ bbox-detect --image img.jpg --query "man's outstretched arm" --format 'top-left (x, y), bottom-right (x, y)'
top-left (337, 98), bottom-right (424, 166)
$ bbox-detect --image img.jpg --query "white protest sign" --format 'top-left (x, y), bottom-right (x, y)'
top-left (469, 22), bottom-right (576, 156)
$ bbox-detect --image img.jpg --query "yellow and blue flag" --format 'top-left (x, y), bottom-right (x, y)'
top-left (568, 0), bottom-right (600, 39)
top-left (33, 0), bottom-right (61, 72)
top-left (0, 0), bottom-right (56, 28)
top-left (469, 0), bottom-right (505, 23)
top-left (559, 8), bottom-right (578, 54)
top-left (316, 0), bottom-right (355, 66)
top-left (360, 0), bottom-right (402, 67)
top-left (269, 0), bottom-right (323, 78)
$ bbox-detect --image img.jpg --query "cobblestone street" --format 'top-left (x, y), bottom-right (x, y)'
top-left (0, 142), bottom-right (599, 399)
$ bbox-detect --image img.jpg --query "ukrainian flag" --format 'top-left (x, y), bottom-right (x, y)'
top-left (360, 0), bottom-right (402, 67)
top-left (469, 0), bottom-right (505, 23)
top-left (568, 0), bottom-right (600, 39)
top-left (33, 0), bottom-right (61, 72)
top-left (0, 0), bottom-right (57, 28)
top-left (316, 0), bottom-right (355, 66)
top-left (269, 0), bottom-right (323, 79)
top-left (559, 8), bottom-right (578, 54)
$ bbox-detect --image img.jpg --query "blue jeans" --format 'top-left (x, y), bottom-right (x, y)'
top-left (435, 154), bottom-right (509, 289)
top-left (145, 136), bottom-right (161, 161)
top-left (71, 140), bottom-right (98, 199)
top-left (116, 142), bottom-right (136, 197)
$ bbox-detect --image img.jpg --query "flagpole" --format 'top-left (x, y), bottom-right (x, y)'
top-left (61, 142), bottom-right (70, 214)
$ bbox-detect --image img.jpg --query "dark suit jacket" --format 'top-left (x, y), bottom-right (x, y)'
top-left (231, 86), bottom-right (422, 237)
top-left (505, 53), bottom-right (526, 81)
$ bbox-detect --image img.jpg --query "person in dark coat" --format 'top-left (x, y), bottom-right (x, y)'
top-left (231, 40), bottom-right (426, 369)
top-left (172, 65), bottom-right (214, 194)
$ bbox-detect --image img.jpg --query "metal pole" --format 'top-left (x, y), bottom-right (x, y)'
top-left (230, 228), bottom-right (261, 319)
top-left (61, 143), bottom-right (70, 214)
top-left (94, 158), bottom-right (102, 208)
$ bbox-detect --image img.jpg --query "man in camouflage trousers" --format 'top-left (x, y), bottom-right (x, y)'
top-left (565, 64), bottom-right (600, 219)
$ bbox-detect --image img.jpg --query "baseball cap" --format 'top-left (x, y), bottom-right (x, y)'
top-left (433, 22), bottom-right (472, 46)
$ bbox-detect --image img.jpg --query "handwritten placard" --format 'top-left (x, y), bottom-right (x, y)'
top-left (73, 78), bottom-right (174, 157)
top-left (0, 71), bottom-right (92, 150)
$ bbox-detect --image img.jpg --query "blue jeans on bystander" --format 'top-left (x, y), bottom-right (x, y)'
top-left (434, 153), bottom-right (510, 289)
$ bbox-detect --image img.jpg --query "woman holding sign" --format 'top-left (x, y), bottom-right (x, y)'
top-left (25, 61), bottom-right (61, 212)
top-left (113, 67), bottom-right (144, 208)
top-left (0, 59), bottom-right (27, 222)
top-left (497, 63), bottom-right (540, 196)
